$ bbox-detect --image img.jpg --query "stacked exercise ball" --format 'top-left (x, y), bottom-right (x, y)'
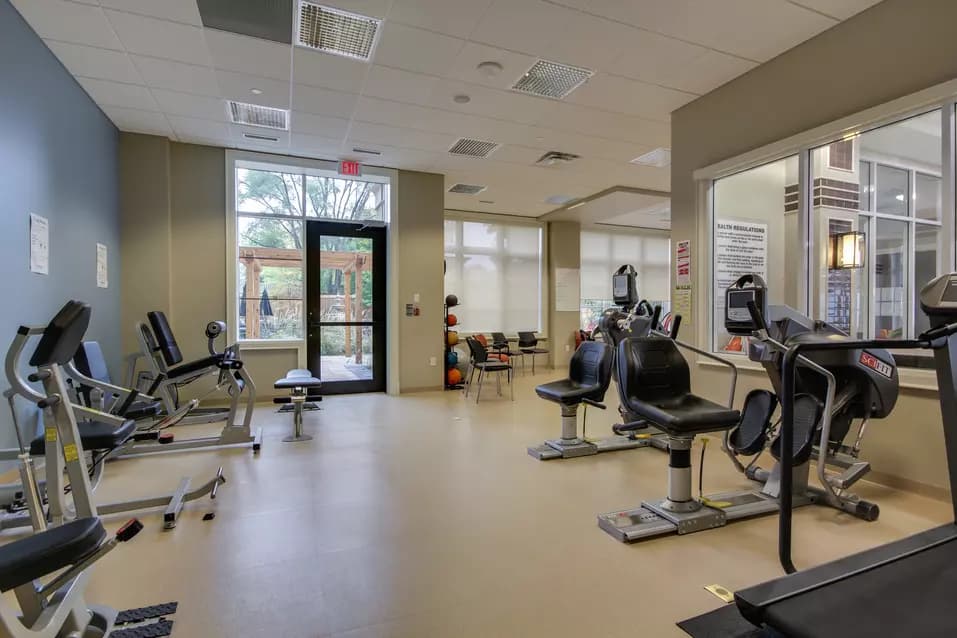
top-left (447, 331), bottom-right (459, 346)
top-left (447, 368), bottom-right (463, 385)
top-left (447, 313), bottom-right (458, 327)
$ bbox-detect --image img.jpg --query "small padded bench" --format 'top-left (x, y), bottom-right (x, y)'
top-left (273, 369), bottom-right (322, 442)
top-left (30, 419), bottom-right (137, 456)
top-left (0, 518), bottom-right (106, 592)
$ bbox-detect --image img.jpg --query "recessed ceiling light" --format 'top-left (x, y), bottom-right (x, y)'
top-left (296, 1), bottom-right (381, 61)
top-left (477, 61), bottom-right (503, 78)
top-left (250, 88), bottom-right (263, 95)
top-left (630, 147), bottom-right (671, 168)
top-left (567, 201), bottom-right (586, 210)
top-left (545, 195), bottom-right (576, 205)
top-left (453, 94), bottom-right (471, 104)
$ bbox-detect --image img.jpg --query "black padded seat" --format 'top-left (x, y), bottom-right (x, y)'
top-left (617, 337), bottom-right (741, 436)
top-left (275, 369), bottom-right (322, 389)
top-left (122, 401), bottom-right (163, 420)
top-left (166, 354), bottom-right (224, 379)
top-left (30, 419), bottom-right (137, 456)
top-left (0, 518), bottom-right (106, 591)
top-left (536, 341), bottom-right (612, 405)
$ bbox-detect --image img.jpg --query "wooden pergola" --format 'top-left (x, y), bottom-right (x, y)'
top-left (239, 246), bottom-right (371, 360)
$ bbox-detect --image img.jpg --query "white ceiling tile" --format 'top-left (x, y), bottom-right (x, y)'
top-left (388, 0), bottom-right (495, 39)
top-left (102, 106), bottom-right (172, 136)
top-left (469, 0), bottom-right (575, 57)
top-left (442, 42), bottom-right (536, 91)
top-left (373, 23), bottom-right (465, 76)
top-left (167, 115), bottom-right (230, 142)
top-left (566, 74), bottom-right (694, 121)
top-left (487, 145), bottom-right (547, 166)
top-left (291, 133), bottom-right (344, 157)
top-left (362, 66), bottom-right (439, 105)
top-left (205, 30), bottom-right (292, 81)
top-left (427, 80), bottom-right (556, 126)
top-left (98, 0), bottom-right (202, 25)
top-left (104, 9), bottom-right (211, 65)
top-left (293, 48), bottom-right (368, 93)
top-left (12, 0), bottom-right (123, 49)
top-left (353, 97), bottom-right (486, 137)
top-left (152, 89), bottom-right (228, 121)
top-left (45, 41), bottom-right (142, 84)
top-left (318, 0), bottom-right (393, 19)
top-left (215, 70), bottom-right (291, 109)
top-left (292, 84), bottom-right (358, 118)
top-left (76, 77), bottom-right (158, 111)
top-left (348, 121), bottom-right (454, 153)
top-left (131, 55), bottom-right (220, 96)
top-left (536, 102), bottom-right (671, 147)
top-left (786, 0), bottom-right (882, 20)
top-left (290, 112), bottom-right (351, 138)
top-left (586, 0), bottom-right (835, 62)
top-left (656, 50), bottom-right (759, 96)
top-left (542, 12), bottom-right (636, 70)
top-left (230, 125), bottom-right (291, 150)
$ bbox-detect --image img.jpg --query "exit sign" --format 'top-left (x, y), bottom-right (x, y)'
top-left (339, 160), bottom-right (362, 176)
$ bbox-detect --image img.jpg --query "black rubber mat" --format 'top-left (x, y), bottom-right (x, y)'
top-left (677, 604), bottom-right (773, 638)
top-left (110, 619), bottom-right (173, 638)
top-left (115, 602), bottom-right (178, 625)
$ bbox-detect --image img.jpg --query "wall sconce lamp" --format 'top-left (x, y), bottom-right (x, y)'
top-left (829, 231), bottom-right (865, 269)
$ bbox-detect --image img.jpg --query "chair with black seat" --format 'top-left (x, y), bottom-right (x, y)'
top-left (464, 337), bottom-right (513, 403)
top-left (528, 341), bottom-right (614, 458)
top-left (490, 332), bottom-right (523, 367)
top-left (0, 516), bottom-right (142, 638)
top-left (518, 331), bottom-right (549, 374)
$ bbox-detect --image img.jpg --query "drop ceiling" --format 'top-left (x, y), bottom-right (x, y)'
top-left (12, 0), bottom-right (882, 218)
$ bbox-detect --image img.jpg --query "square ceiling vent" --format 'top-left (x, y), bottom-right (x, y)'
top-left (448, 183), bottom-right (487, 195)
top-left (297, 1), bottom-right (380, 61)
top-left (631, 148), bottom-right (672, 168)
top-left (448, 138), bottom-right (500, 158)
top-left (227, 101), bottom-right (290, 130)
top-left (511, 59), bottom-right (593, 99)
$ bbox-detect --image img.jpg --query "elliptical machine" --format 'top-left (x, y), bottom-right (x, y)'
top-left (527, 265), bottom-right (676, 460)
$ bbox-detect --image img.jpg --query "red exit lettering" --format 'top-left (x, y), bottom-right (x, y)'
top-left (339, 160), bottom-right (362, 176)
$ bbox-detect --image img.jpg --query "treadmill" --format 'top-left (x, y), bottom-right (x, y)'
top-left (733, 272), bottom-right (957, 637)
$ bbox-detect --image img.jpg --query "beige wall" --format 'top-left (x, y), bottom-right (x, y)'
top-left (119, 134), bottom-right (444, 397)
top-left (395, 170), bottom-right (445, 392)
top-left (671, 0), bottom-right (957, 494)
top-left (548, 221), bottom-right (581, 371)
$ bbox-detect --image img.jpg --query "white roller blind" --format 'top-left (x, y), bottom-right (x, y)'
top-left (580, 230), bottom-right (671, 302)
top-left (444, 218), bottom-right (543, 333)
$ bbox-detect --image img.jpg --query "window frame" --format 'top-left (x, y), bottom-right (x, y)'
top-left (694, 79), bottom-right (957, 389)
top-left (442, 210), bottom-right (548, 336)
top-left (226, 150), bottom-right (394, 357)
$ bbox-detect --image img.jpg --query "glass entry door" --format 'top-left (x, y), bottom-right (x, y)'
top-left (306, 221), bottom-right (386, 394)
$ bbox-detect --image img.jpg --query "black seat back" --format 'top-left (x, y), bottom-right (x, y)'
top-left (147, 311), bottom-right (183, 366)
top-left (518, 331), bottom-right (537, 348)
top-left (569, 341), bottom-right (613, 400)
top-left (74, 341), bottom-right (112, 383)
top-left (465, 337), bottom-right (488, 364)
top-left (29, 301), bottom-right (91, 367)
top-left (616, 337), bottom-right (690, 407)
top-left (491, 332), bottom-right (508, 347)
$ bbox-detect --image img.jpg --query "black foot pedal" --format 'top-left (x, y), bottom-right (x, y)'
top-left (203, 512), bottom-right (215, 521)
top-left (728, 390), bottom-right (777, 456)
top-left (771, 393), bottom-right (822, 465)
top-left (115, 603), bottom-right (178, 625)
top-left (110, 619), bottom-right (174, 638)
top-left (133, 432), bottom-right (160, 441)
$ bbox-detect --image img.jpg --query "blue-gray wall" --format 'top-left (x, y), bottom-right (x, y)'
top-left (0, 0), bottom-right (121, 449)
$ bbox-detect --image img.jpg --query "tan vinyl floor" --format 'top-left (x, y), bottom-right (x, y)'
top-left (2, 370), bottom-right (952, 637)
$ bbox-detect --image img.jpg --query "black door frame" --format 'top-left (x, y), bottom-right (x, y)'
top-left (306, 221), bottom-right (387, 394)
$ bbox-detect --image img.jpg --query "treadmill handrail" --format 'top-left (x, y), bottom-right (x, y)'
top-left (779, 336), bottom-right (934, 574)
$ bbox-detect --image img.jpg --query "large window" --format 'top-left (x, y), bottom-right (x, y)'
top-left (580, 230), bottom-right (671, 331)
top-left (708, 106), bottom-right (951, 366)
top-left (443, 217), bottom-right (543, 333)
top-left (232, 161), bottom-right (387, 341)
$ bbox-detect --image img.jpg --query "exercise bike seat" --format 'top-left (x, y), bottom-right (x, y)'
top-left (728, 390), bottom-right (778, 456)
top-left (0, 517), bottom-right (105, 592)
top-left (29, 419), bottom-right (137, 456)
top-left (770, 393), bottom-right (823, 465)
top-left (274, 369), bottom-right (322, 389)
top-left (535, 342), bottom-right (612, 406)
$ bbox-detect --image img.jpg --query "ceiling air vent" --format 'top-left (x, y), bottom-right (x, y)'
top-left (536, 151), bottom-right (579, 167)
top-left (227, 101), bottom-right (289, 130)
top-left (448, 138), bottom-right (499, 158)
top-left (352, 147), bottom-right (382, 156)
top-left (297, 1), bottom-right (380, 61)
top-left (448, 183), bottom-right (487, 195)
top-left (512, 59), bottom-right (593, 99)
top-left (631, 148), bottom-right (671, 168)
top-left (243, 133), bottom-right (280, 142)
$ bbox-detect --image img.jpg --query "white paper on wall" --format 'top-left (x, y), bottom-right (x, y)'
top-left (554, 267), bottom-right (581, 312)
top-left (96, 243), bottom-right (108, 288)
top-left (30, 214), bottom-right (49, 275)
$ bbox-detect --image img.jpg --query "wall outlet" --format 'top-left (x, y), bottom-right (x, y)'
top-left (429, 356), bottom-right (437, 366)
top-left (564, 344), bottom-right (571, 352)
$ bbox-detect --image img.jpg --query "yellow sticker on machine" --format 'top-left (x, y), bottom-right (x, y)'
top-left (63, 444), bottom-right (79, 462)
top-left (45, 428), bottom-right (57, 442)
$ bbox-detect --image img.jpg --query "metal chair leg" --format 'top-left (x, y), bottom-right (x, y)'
top-left (475, 368), bottom-right (484, 403)
top-left (465, 362), bottom-right (476, 397)
top-left (510, 367), bottom-right (514, 401)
